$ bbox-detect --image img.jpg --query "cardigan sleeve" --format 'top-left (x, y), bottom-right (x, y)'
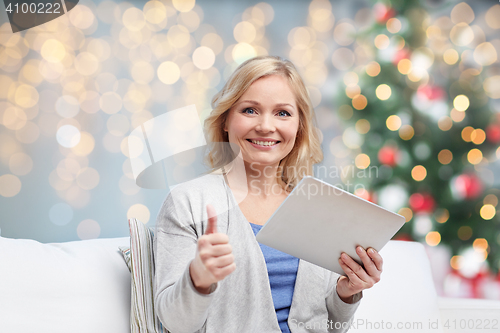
top-left (153, 190), bottom-right (219, 333)
top-left (325, 272), bottom-right (363, 333)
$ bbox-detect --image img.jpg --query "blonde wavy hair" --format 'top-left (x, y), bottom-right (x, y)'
top-left (203, 55), bottom-right (323, 192)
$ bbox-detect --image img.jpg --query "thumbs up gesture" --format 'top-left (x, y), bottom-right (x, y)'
top-left (189, 204), bottom-right (236, 294)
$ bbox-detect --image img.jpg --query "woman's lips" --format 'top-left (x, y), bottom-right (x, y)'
top-left (246, 139), bottom-right (280, 150)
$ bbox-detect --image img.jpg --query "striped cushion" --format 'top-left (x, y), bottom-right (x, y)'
top-left (119, 218), bottom-right (169, 333)
top-left (118, 246), bottom-right (131, 271)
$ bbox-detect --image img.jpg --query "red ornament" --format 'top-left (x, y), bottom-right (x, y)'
top-left (416, 84), bottom-right (446, 101)
top-left (453, 174), bottom-right (483, 200)
top-left (470, 271), bottom-right (490, 299)
top-left (374, 3), bottom-right (396, 23)
top-left (486, 124), bottom-right (500, 143)
top-left (378, 146), bottom-right (399, 167)
top-left (450, 268), bottom-right (490, 299)
top-left (408, 192), bottom-right (435, 213)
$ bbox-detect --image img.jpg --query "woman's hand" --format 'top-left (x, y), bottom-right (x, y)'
top-left (189, 204), bottom-right (236, 294)
top-left (336, 246), bottom-right (383, 303)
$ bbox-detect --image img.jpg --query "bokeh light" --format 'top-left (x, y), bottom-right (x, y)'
top-left (158, 61), bottom-right (181, 84)
top-left (9, 152), bottom-right (33, 176)
top-left (397, 59), bottom-right (412, 75)
top-left (56, 125), bottom-right (81, 148)
top-left (426, 231), bottom-right (441, 246)
top-left (376, 84), bottom-right (391, 100)
top-left (411, 165), bottom-right (427, 181)
top-left (77, 219), bottom-right (101, 240)
top-left (470, 129), bottom-right (485, 145)
top-left (485, 5), bottom-right (500, 29)
top-left (386, 18), bottom-right (401, 34)
top-left (399, 125), bottom-right (414, 140)
top-left (434, 208), bottom-right (449, 223)
top-left (467, 149), bottom-right (483, 165)
top-left (355, 119), bottom-right (370, 134)
top-left (438, 116), bottom-right (452, 131)
top-left (483, 194), bottom-right (498, 206)
top-left (374, 34), bottom-right (390, 49)
top-left (15, 84), bottom-right (39, 108)
top-left (232, 43), bottom-right (257, 64)
top-left (473, 42), bottom-right (497, 66)
top-left (172, 0), bottom-right (195, 12)
top-left (443, 49), bottom-right (459, 65)
top-left (480, 204), bottom-right (496, 220)
top-left (450, 108), bottom-right (466, 122)
top-left (71, 132), bottom-right (95, 156)
top-left (450, 2), bottom-right (474, 24)
top-left (438, 149), bottom-right (453, 165)
top-left (355, 153), bottom-right (370, 169)
top-left (450, 23), bottom-right (474, 46)
top-left (453, 94), bottom-right (469, 111)
top-left (365, 61), bottom-right (380, 76)
top-left (127, 203), bottom-right (151, 224)
top-left (386, 115), bottom-right (401, 131)
top-left (0, 174), bottom-right (22, 197)
top-left (192, 46), bottom-right (215, 70)
top-left (398, 207), bottom-right (413, 222)
top-left (41, 39), bottom-right (66, 63)
top-left (352, 94), bottom-right (367, 110)
top-left (472, 238), bottom-right (488, 252)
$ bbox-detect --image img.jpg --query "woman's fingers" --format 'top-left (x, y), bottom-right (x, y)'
top-left (367, 247), bottom-right (383, 271)
top-left (356, 246), bottom-right (381, 279)
top-left (217, 262), bottom-right (236, 279)
top-left (205, 204), bottom-right (218, 234)
top-left (337, 248), bottom-right (384, 296)
top-left (208, 253), bottom-right (235, 268)
top-left (200, 243), bottom-right (232, 258)
top-left (340, 252), bottom-right (371, 282)
top-left (338, 258), bottom-right (363, 285)
top-left (201, 232), bottom-right (229, 245)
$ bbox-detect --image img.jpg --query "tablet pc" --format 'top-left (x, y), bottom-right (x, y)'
top-left (255, 176), bottom-right (405, 276)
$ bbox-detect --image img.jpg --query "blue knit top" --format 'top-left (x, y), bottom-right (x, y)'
top-left (249, 222), bottom-right (300, 333)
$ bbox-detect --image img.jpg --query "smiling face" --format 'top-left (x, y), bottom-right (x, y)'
top-left (223, 74), bottom-right (300, 168)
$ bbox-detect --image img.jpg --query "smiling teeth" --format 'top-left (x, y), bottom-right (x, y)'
top-left (250, 140), bottom-right (278, 146)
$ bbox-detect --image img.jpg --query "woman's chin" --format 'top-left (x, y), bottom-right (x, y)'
top-left (244, 159), bottom-right (279, 168)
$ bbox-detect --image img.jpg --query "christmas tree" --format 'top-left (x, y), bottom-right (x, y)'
top-left (337, 0), bottom-right (500, 274)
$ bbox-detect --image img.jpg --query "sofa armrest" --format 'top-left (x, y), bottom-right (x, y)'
top-left (348, 241), bottom-right (444, 332)
top-left (0, 236), bottom-right (132, 333)
top-left (438, 297), bottom-right (500, 333)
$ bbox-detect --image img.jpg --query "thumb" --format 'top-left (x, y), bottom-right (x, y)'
top-left (205, 204), bottom-right (218, 234)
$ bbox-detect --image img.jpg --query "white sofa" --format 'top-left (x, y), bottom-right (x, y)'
top-left (0, 236), bottom-right (499, 333)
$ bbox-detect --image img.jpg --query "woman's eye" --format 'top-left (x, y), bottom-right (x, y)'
top-left (242, 108), bottom-right (256, 114)
top-left (278, 110), bottom-right (291, 117)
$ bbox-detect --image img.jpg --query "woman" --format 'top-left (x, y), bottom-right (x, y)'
top-left (153, 56), bottom-right (383, 333)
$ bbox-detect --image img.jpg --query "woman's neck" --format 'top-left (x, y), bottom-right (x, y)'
top-left (243, 161), bottom-right (286, 199)
top-left (223, 160), bottom-right (287, 201)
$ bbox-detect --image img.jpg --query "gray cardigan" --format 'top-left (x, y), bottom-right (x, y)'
top-left (153, 173), bottom-right (362, 333)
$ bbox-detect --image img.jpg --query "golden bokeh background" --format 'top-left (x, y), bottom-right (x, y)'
top-left (0, 0), bottom-right (499, 251)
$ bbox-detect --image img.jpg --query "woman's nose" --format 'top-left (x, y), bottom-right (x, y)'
top-left (256, 113), bottom-right (275, 132)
